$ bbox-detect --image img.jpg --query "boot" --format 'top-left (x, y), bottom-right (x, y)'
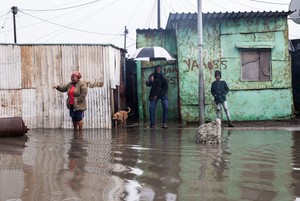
top-left (228, 121), bottom-right (235, 127)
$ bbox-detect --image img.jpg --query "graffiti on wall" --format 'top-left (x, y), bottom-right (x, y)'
top-left (163, 66), bottom-right (178, 85)
top-left (183, 59), bottom-right (228, 73)
top-left (184, 47), bottom-right (228, 72)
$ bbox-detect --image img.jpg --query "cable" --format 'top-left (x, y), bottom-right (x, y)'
top-left (207, 0), bottom-right (231, 11)
top-left (226, 0), bottom-right (263, 11)
top-left (19, 10), bottom-right (120, 36)
top-left (1, 11), bottom-right (11, 29)
top-left (20, 0), bottom-right (101, 12)
top-left (144, 0), bottom-right (156, 28)
top-left (249, 0), bottom-right (288, 6)
top-left (108, 0), bottom-right (145, 45)
top-left (185, 0), bottom-right (197, 10)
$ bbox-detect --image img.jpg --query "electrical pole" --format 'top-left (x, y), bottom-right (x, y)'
top-left (157, 0), bottom-right (161, 28)
top-left (124, 26), bottom-right (128, 50)
top-left (11, 6), bottom-right (18, 43)
top-left (198, 0), bottom-right (205, 125)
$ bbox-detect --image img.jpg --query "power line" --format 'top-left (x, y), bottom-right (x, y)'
top-left (108, 0), bottom-right (145, 45)
top-left (20, 0), bottom-right (101, 12)
top-left (249, 0), bottom-right (288, 6)
top-left (145, 0), bottom-right (156, 28)
top-left (19, 10), bottom-right (120, 36)
top-left (1, 11), bottom-right (11, 29)
top-left (226, 0), bottom-right (263, 11)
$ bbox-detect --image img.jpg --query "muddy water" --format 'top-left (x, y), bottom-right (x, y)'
top-left (0, 126), bottom-right (300, 201)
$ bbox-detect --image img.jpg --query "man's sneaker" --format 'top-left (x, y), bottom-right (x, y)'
top-left (149, 124), bottom-right (155, 128)
top-left (162, 123), bottom-right (168, 128)
top-left (228, 121), bottom-right (235, 127)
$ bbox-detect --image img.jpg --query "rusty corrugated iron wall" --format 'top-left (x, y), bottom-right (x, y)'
top-left (0, 44), bottom-right (123, 129)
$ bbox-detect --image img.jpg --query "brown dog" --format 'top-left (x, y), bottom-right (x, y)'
top-left (113, 107), bottom-right (131, 127)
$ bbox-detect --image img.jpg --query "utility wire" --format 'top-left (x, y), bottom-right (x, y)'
top-left (185, 0), bottom-right (197, 11)
top-left (0, 10), bottom-right (10, 19)
top-left (249, 0), bottom-right (288, 6)
top-left (207, 0), bottom-right (231, 11)
top-left (1, 11), bottom-right (11, 29)
top-left (20, 0), bottom-right (101, 12)
top-left (226, 0), bottom-right (263, 11)
top-left (145, 0), bottom-right (156, 28)
top-left (108, 0), bottom-right (145, 45)
top-left (1, 1), bottom-right (102, 33)
top-left (41, 0), bottom-right (123, 43)
top-left (19, 10), bottom-right (119, 36)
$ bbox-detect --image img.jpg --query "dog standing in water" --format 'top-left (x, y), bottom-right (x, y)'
top-left (195, 118), bottom-right (222, 144)
top-left (113, 107), bottom-right (131, 127)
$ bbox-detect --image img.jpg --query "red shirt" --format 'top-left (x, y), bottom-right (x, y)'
top-left (69, 85), bottom-right (75, 105)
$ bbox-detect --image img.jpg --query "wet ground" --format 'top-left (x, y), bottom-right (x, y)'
top-left (1, 121), bottom-right (300, 201)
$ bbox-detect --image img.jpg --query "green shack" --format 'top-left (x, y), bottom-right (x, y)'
top-left (135, 11), bottom-right (294, 123)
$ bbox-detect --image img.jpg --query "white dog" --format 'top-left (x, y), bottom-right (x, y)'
top-left (195, 118), bottom-right (222, 144)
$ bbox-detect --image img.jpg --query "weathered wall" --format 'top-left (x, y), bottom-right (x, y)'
top-left (0, 44), bottom-right (124, 128)
top-left (136, 30), bottom-right (179, 123)
top-left (175, 16), bottom-right (293, 122)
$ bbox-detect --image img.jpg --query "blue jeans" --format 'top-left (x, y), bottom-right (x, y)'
top-left (149, 96), bottom-right (169, 126)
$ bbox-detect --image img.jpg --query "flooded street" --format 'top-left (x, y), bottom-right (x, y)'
top-left (1, 125), bottom-right (300, 201)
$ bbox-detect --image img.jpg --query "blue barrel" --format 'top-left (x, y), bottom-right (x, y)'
top-left (0, 117), bottom-right (29, 137)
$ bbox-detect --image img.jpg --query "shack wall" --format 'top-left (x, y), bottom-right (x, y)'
top-left (136, 30), bottom-right (179, 122)
top-left (0, 44), bottom-right (123, 128)
top-left (175, 16), bottom-right (292, 122)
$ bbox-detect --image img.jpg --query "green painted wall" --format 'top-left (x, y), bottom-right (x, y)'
top-left (136, 15), bottom-right (293, 123)
top-left (136, 30), bottom-right (179, 123)
top-left (175, 16), bottom-right (293, 122)
top-left (141, 64), bottom-right (179, 124)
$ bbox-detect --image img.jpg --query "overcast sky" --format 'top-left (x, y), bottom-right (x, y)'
top-left (0, 0), bottom-right (299, 55)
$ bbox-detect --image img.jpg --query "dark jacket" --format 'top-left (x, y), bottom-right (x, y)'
top-left (57, 80), bottom-right (88, 111)
top-left (145, 70), bottom-right (168, 101)
top-left (211, 80), bottom-right (229, 104)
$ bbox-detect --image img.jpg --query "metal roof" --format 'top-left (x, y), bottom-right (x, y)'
top-left (166, 11), bottom-right (293, 29)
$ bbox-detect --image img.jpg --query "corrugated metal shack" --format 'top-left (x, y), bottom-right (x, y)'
top-left (0, 44), bottom-right (126, 129)
top-left (136, 11), bottom-right (294, 123)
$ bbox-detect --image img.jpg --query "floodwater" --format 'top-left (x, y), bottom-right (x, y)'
top-left (1, 125), bottom-right (300, 201)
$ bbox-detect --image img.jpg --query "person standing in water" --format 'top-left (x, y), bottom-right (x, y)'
top-left (145, 65), bottom-right (169, 128)
top-left (53, 71), bottom-right (88, 131)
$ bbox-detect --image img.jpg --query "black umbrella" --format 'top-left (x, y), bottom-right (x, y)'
top-left (129, 46), bottom-right (176, 61)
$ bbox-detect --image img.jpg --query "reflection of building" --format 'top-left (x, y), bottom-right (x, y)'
top-left (2, 129), bottom-right (124, 200)
top-left (227, 130), bottom-right (292, 200)
top-left (0, 137), bottom-right (26, 201)
top-left (136, 11), bottom-right (293, 123)
top-left (291, 131), bottom-right (300, 198)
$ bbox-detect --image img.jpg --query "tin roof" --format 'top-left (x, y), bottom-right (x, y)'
top-left (166, 10), bottom-right (293, 29)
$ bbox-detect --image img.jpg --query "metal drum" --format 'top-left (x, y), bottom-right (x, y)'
top-left (0, 117), bottom-right (29, 137)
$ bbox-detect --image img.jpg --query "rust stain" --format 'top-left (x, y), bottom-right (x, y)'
top-left (21, 46), bottom-right (33, 89)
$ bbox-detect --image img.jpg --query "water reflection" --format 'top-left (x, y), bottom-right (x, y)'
top-left (0, 128), bottom-right (299, 200)
top-left (291, 131), bottom-right (300, 200)
top-left (0, 136), bottom-right (27, 201)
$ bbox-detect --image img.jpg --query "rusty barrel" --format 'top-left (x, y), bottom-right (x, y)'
top-left (0, 117), bottom-right (29, 137)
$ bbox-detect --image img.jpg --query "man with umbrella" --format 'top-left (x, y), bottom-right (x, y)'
top-left (145, 65), bottom-right (169, 128)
